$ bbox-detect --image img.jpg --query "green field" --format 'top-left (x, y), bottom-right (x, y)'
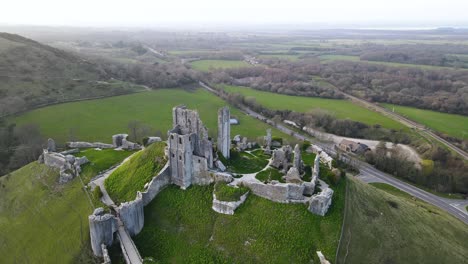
top-left (134, 180), bottom-right (346, 263)
top-left (319, 54), bottom-right (466, 71)
top-left (336, 178), bottom-right (468, 264)
top-left (382, 103), bottom-right (468, 139)
top-left (258, 54), bottom-right (300, 61)
top-left (190, 60), bottom-right (251, 72)
top-left (0, 149), bottom-right (133, 263)
top-left (222, 85), bottom-right (405, 130)
top-left (12, 88), bottom-right (291, 144)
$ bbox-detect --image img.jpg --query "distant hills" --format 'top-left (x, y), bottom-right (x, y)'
top-left (0, 32), bottom-right (142, 116)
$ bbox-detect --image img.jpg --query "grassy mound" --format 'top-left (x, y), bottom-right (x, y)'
top-left (220, 150), bottom-right (269, 174)
top-left (75, 148), bottom-right (135, 181)
top-left (0, 149), bottom-right (131, 263)
top-left (214, 182), bottom-right (249, 202)
top-left (105, 142), bottom-right (167, 204)
top-left (133, 180), bottom-right (346, 263)
top-left (255, 167), bottom-right (285, 183)
top-left (336, 178), bottom-right (468, 264)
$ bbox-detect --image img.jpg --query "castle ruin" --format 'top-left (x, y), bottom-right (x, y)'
top-left (217, 106), bottom-right (231, 159)
top-left (168, 105), bottom-right (214, 189)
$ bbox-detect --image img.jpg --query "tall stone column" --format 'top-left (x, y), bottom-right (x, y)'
top-left (217, 107), bottom-right (231, 159)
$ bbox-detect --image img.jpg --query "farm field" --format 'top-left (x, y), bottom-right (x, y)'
top-left (190, 59), bottom-right (251, 72)
top-left (382, 103), bottom-right (468, 140)
top-left (258, 54), bottom-right (300, 61)
top-left (0, 149), bottom-right (132, 263)
top-left (319, 54), bottom-right (466, 70)
top-left (133, 180), bottom-right (346, 264)
top-left (336, 178), bottom-right (468, 264)
top-left (12, 88), bottom-right (292, 144)
top-left (221, 85), bottom-right (405, 130)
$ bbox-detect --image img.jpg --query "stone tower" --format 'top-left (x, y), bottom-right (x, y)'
top-left (293, 144), bottom-right (302, 173)
top-left (168, 105), bottom-right (214, 189)
top-left (217, 106), bottom-right (231, 159)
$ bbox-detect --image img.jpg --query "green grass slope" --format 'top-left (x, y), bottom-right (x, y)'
top-left (13, 88), bottom-right (290, 143)
top-left (382, 103), bottom-right (468, 140)
top-left (133, 180), bottom-right (346, 264)
top-left (105, 142), bottom-right (166, 204)
top-left (222, 85), bottom-right (405, 130)
top-left (0, 149), bottom-right (133, 263)
top-left (190, 60), bottom-right (250, 72)
top-left (336, 178), bottom-right (468, 264)
top-left (0, 32), bottom-right (143, 116)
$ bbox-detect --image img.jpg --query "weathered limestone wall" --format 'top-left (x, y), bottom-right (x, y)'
top-left (89, 208), bottom-right (116, 257)
top-left (244, 182), bottom-right (306, 203)
top-left (119, 192), bottom-right (144, 236)
top-left (43, 152), bottom-right (67, 169)
top-left (212, 192), bottom-right (249, 215)
top-left (308, 187), bottom-right (334, 216)
top-left (68, 141), bottom-right (114, 149)
top-left (217, 107), bottom-right (230, 159)
top-left (191, 155), bottom-right (212, 185)
top-left (168, 133), bottom-right (193, 189)
top-left (141, 164), bottom-right (171, 206)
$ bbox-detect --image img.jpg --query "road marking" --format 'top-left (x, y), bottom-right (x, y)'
top-left (450, 203), bottom-right (468, 216)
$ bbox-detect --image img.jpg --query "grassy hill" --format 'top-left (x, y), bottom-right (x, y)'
top-left (12, 88), bottom-right (293, 144)
top-left (0, 32), bottom-right (143, 116)
top-left (336, 178), bottom-right (468, 264)
top-left (105, 142), bottom-right (166, 204)
top-left (0, 148), bottom-right (133, 263)
top-left (132, 180), bottom-right (346, 264)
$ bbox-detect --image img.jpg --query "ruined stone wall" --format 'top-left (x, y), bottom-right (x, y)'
top-left (43, 152), bottom-right (67, 169)
top-left (118, 192), bottom-right (144, 236)
top-left (89, 208), bottom-right (117, 257)
top-left (191, 155), bottom-right (212, 185)
top-left (244, 182), bottom-right (306, 203)
top-left (217, 107), bottom-right (230, 159)
top-left (141, 164), bottom-right (171, 206)
top-left (67, 141), bottom-right (114, 149)
top-left (168, 133), bottom-right (193, 189)
top-left (212, 192), bottom-right (249, 215)
top-left (308, 187), bottom-right (334, 216)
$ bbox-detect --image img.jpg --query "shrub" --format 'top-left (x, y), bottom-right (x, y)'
top-left (256, 167), bottom-right (285, 183)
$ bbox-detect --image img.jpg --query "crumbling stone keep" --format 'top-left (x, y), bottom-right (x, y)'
top-left (265, 128), bottom-right (272, 150)
top-left (168, 106), bottom-right (214, 189)
top-left (217, 106), bottom-right (231, 159)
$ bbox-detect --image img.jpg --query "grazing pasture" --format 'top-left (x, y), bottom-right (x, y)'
top-left (222, 85), bottom-right (405, 130)
top-left (382, 103), bottom-right (468, 140)
top-left (12, 88), bottom-right (291, 144)
top-left (190, 59), bottom-right (250, 71)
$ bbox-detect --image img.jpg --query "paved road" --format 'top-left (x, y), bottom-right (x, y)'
top-left (200, 82), bottom-right (468, 224)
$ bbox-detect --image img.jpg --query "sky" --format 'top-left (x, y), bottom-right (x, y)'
top-left (1, 0), bottom-right (467, 28)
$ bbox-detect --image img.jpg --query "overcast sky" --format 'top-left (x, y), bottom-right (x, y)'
top-left (1, 0), bottom-right (467, 28)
